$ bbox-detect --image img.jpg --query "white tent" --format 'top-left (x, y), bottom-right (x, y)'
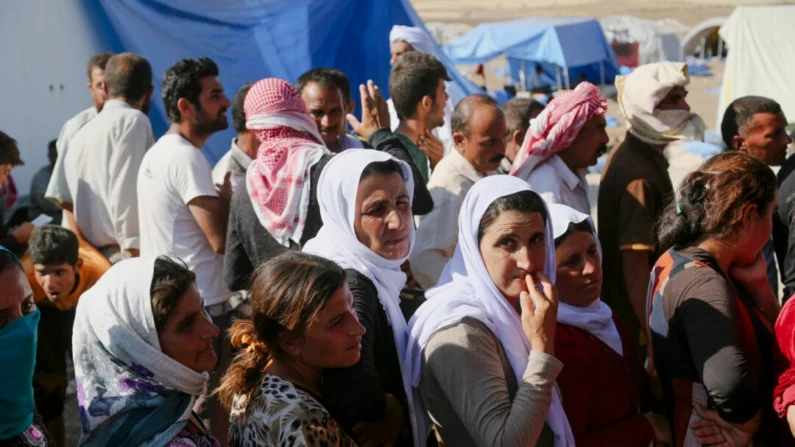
top-left (600, 15), bottom-right (683, 65)
top-left (682, 17), bottom-right (726, 57)
top-left (716, 6), bottom-right (795, 129)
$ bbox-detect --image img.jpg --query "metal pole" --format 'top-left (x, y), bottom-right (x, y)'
top-left (599, 61), bottom-right (605, 86)
top-left (717, 37), bottom-right (724, 60)
top-left (556, 65), bottom-right (561, 91)
top-left (700, 37), bottom-right (707, 61)
top-left (564, 67), bottom-right (570, 90)
top-left (519, 60), bottom-right (526, 92)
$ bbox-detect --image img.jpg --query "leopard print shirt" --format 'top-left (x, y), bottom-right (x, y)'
top-left (229, 374), bottom-right (356, 447)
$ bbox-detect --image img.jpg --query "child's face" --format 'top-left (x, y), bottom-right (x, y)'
top-left (33, 260), bottom-right (81, 306)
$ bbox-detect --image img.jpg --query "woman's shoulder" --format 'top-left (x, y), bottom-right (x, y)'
top-left (426, 317), bottom-right (500, 354)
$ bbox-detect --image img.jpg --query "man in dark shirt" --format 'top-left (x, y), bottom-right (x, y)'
top-left (721, 96), bottom-right (792, 299)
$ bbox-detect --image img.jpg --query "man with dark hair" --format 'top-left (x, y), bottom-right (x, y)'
top-left (63, 52), bottom-right (155, 262)
top-left (137, 57), bottom-right (233, 444)
top-left (212, 82), bottom-right (258, 191)
top-left (411, 94), bottom-right (507, 288)
top-left (21, 224), bottom-right (110, 445)
top-left (499, 97), bottom-right (545, 173)
top-left (28, 139), bottom-right (62, 224)
top-left (0, 131), bottom-right (33, 255)
top-left (389, 51), bottom-right (451, 183)
top-left (723, 96), bottom-right (795, 299)
top-left (297, 68), bottom-right (366, 152)
top-left (46, 52), bottom-right (113, 215)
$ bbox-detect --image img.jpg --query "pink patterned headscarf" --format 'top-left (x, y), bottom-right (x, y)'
top-left (244, 78), bottom-right (330, 247)
top-left (510, 82), bottom-right (606, 179)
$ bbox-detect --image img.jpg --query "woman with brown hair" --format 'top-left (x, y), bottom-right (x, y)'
top-left (217, 251), bottom-right (365, 446)
top-left (648, 151), bottom-right (780, 446)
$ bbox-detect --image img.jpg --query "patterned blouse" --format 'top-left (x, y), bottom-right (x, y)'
top-left (229, 374), bottom-right (356, 447)
top-left (165, 415), bottom-right (221, 447)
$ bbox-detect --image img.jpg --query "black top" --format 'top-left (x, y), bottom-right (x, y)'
top-left (322, 269), bottom-right (420, 446)
top-left (223, 128), bottom-right (433, 292)
top-left (774, 154), bottom-right (795, 299)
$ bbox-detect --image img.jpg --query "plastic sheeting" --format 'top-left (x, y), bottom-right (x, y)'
top-left (96, 0), bottom-right (480, 164)
top-left (717, 6), bottom-right (795, 129)
top-left (600, 15), bottom-right (683, 66)
top-left (443, 16), bottom-right (619, 86)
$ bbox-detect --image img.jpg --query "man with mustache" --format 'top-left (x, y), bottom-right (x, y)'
top-left (136, 57), bottom-right (234, 445)
top-left (63, 52), bottom-right (155, 262)
top-left (411, 94), bottom-right (507, 289)
top-left (510, 82), bottom-right (608, 215)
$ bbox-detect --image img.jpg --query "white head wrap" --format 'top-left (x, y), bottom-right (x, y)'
top-left (389, 25), bottom-right (435, 55)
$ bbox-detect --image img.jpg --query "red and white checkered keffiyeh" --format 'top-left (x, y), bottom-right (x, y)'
top-left (244, 78), bottom-right (330, 247)
top-left (510, 82), bottom-right (606, 180)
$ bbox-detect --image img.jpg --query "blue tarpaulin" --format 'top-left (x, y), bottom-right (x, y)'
top-left (95, 0), bottom-right (480, 164)
top-left (444, 16), bottom-right (619, 88)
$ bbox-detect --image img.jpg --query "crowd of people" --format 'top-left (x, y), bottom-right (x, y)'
top-left (3, 23), bottom-right (795, 447)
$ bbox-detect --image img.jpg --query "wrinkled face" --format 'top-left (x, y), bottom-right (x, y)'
top-left (390, 41), bottom-right (415, 65)
top-left (192, 76), bottom-right (231, 134)
top-left (354, 172), bottom-right (412, 260)
top-left (457, 104), bottom-right (508, 173)
top-left (560, 114), bottom-right (609, 170)
top-left (157, 284), bottom-right (220, 373)
top-left (479, 211), bottom-right (547, 301)
top-left (657, 86), bottom-right (691, 111)
top-left (736, 195), bottom-right (778, 265)
top-left (292, 284), bottom-right (365, 369)
top-left (0, 265), bottom-right (35, 331)
top-left (88, 67), bottom-right (107, 112)
top-left (301, 82), bottom-right (346, 150)
top-left (739, 112), bottom-right (791, 166)
top-left (0, 163), bottom-right (11, 187)
top-left (33, 261), bottom-right (81, 306)
top-left (554, 231), bottom-right (602, 307)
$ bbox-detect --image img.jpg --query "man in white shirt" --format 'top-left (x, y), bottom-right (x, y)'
top-left (46, 52), bottom-right (113, 228)
top-left (63, 52), bottom-right (154, 261)
top-left (297, 68), bottom-right (366, 152)
top-left (510, 82), bottom-right (609, 215)
top-left (137, 57), bottom-right (233, 445)
top-left (411, 94), bottom-right (507, 289)
top-left (212, 82), bottom-right (258, 192)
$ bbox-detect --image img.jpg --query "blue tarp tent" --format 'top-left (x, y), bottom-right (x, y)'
top-left (444, 16), bottom-right (620, 89)
top-left (94, 0), bottom-right (479, 164)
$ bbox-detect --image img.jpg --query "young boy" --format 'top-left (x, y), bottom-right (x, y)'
top-left (22, 225), bottom-right (110, 445)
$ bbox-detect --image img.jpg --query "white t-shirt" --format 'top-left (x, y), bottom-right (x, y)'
top-left (137, 133), bottom-right (232, 305)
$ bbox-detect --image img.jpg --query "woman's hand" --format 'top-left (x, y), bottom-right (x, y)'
top-left (643, 412), bottom-right (672, 446)
top-left (690, 404), bottom-right (756, 447)
top-left (520, 271), bottom-right (559, 356)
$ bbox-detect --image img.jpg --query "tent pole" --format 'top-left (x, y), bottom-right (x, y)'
top-left (556, 65), bottom-right (561, 91)
top-left (564, 67), bottom-right (570, 90)
top-left (717, 37), bottom-right (724, 60)
top-left (599, 61), bottom-right (605, 86)
top-left (700, 37), bottom-right (706, 61)
top-left (519, 60), bottom-right (526, 92)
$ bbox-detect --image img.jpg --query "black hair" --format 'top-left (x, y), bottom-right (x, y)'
top-left (87, 52), bottom-right (114, 81)
top-left (232, 82), bottom-right (255, 134)
top-left (28, 225), bottom-right (79, 266)
top-left (104, 53), bottom-right (153, 101)
top-left (0, 249), bottom-right (23, 275)
top-left (150, 256), bottom-right (196, 331)
top-left (553, 220), bottom-right (594, 247)
top-left (296, 68), bottom-right (352, 102)
top-left (389, 52), bottom-right (451, 120)
top-left (477, 190), bottom-right (547, 242)
top-left (504, 98), bottom-right (545, 135)
top-left (721, 96), bottom-right (784, 149)
top-left (451, 93), bottom-right (501, 136)
top-left (162, 58), bottom-right (220, 124)
top-left (359, 159), bottom-right (405, 182)
top-left (0, 131), bottom-right (22, 166)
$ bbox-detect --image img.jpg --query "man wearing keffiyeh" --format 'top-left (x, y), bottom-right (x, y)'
top-left (510, 82), bottom-right (609, 215)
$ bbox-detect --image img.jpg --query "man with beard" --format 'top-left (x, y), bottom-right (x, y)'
top-left (510, 82), bottom-right (608, 215)
top-left (136, 57), bottom-right (234, 444)
top-left (410, 94), bottom-right (507, 289)
top-left (598, 62), bottom-right (705, 350)
top-left (63, 52), bottom-right (155, 262)
top-left (390, 51), bottom-right (451, 183)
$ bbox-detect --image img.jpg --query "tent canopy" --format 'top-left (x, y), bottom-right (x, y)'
top-left (681, 17), bottom-right (726, 56)
top-left (443, 16), bottom-right (619, 84)
top-left (600, 15), bottom-right (683, 66)
top-left (95, 0), bottom-right (479, 164)
top-left (716, 6), bottom-right (795, 129)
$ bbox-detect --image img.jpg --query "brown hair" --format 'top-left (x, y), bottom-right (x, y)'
top-left (657, 151), bottom-right (776, 250)
top-left (389, 51), bottom-right (451, 120)
top-left (215, 251), bottom-right (347, 410)
top-left (150, 256), bottom-right (196, 331)
top-left (0, 131), bottom-right (23, 166)
top-left (87, 52), bottom-right (114, 81)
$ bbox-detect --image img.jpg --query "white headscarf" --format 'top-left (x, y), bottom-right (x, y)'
top-left (549, 203), bottom-right (622, 356)
top-left (72, 257), bottom-right (209, 446)
top-left (389, 25), bottom-right (435, 55)
top-left (302, 149), bottom-right (418, 437)
top-left (616, 61), bottom-right (705, 146)
top-left (404, 175), bottom-right (574, 447)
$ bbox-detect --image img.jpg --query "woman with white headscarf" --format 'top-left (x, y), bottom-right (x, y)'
top-left (548, 203), bottom-right (670, 446)
top-left (302, 149), bottom-right (421, 446)
top-left (404, 175), bottom-right (574, 447)
top-left (71, 256), bottom-right (221, 447)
